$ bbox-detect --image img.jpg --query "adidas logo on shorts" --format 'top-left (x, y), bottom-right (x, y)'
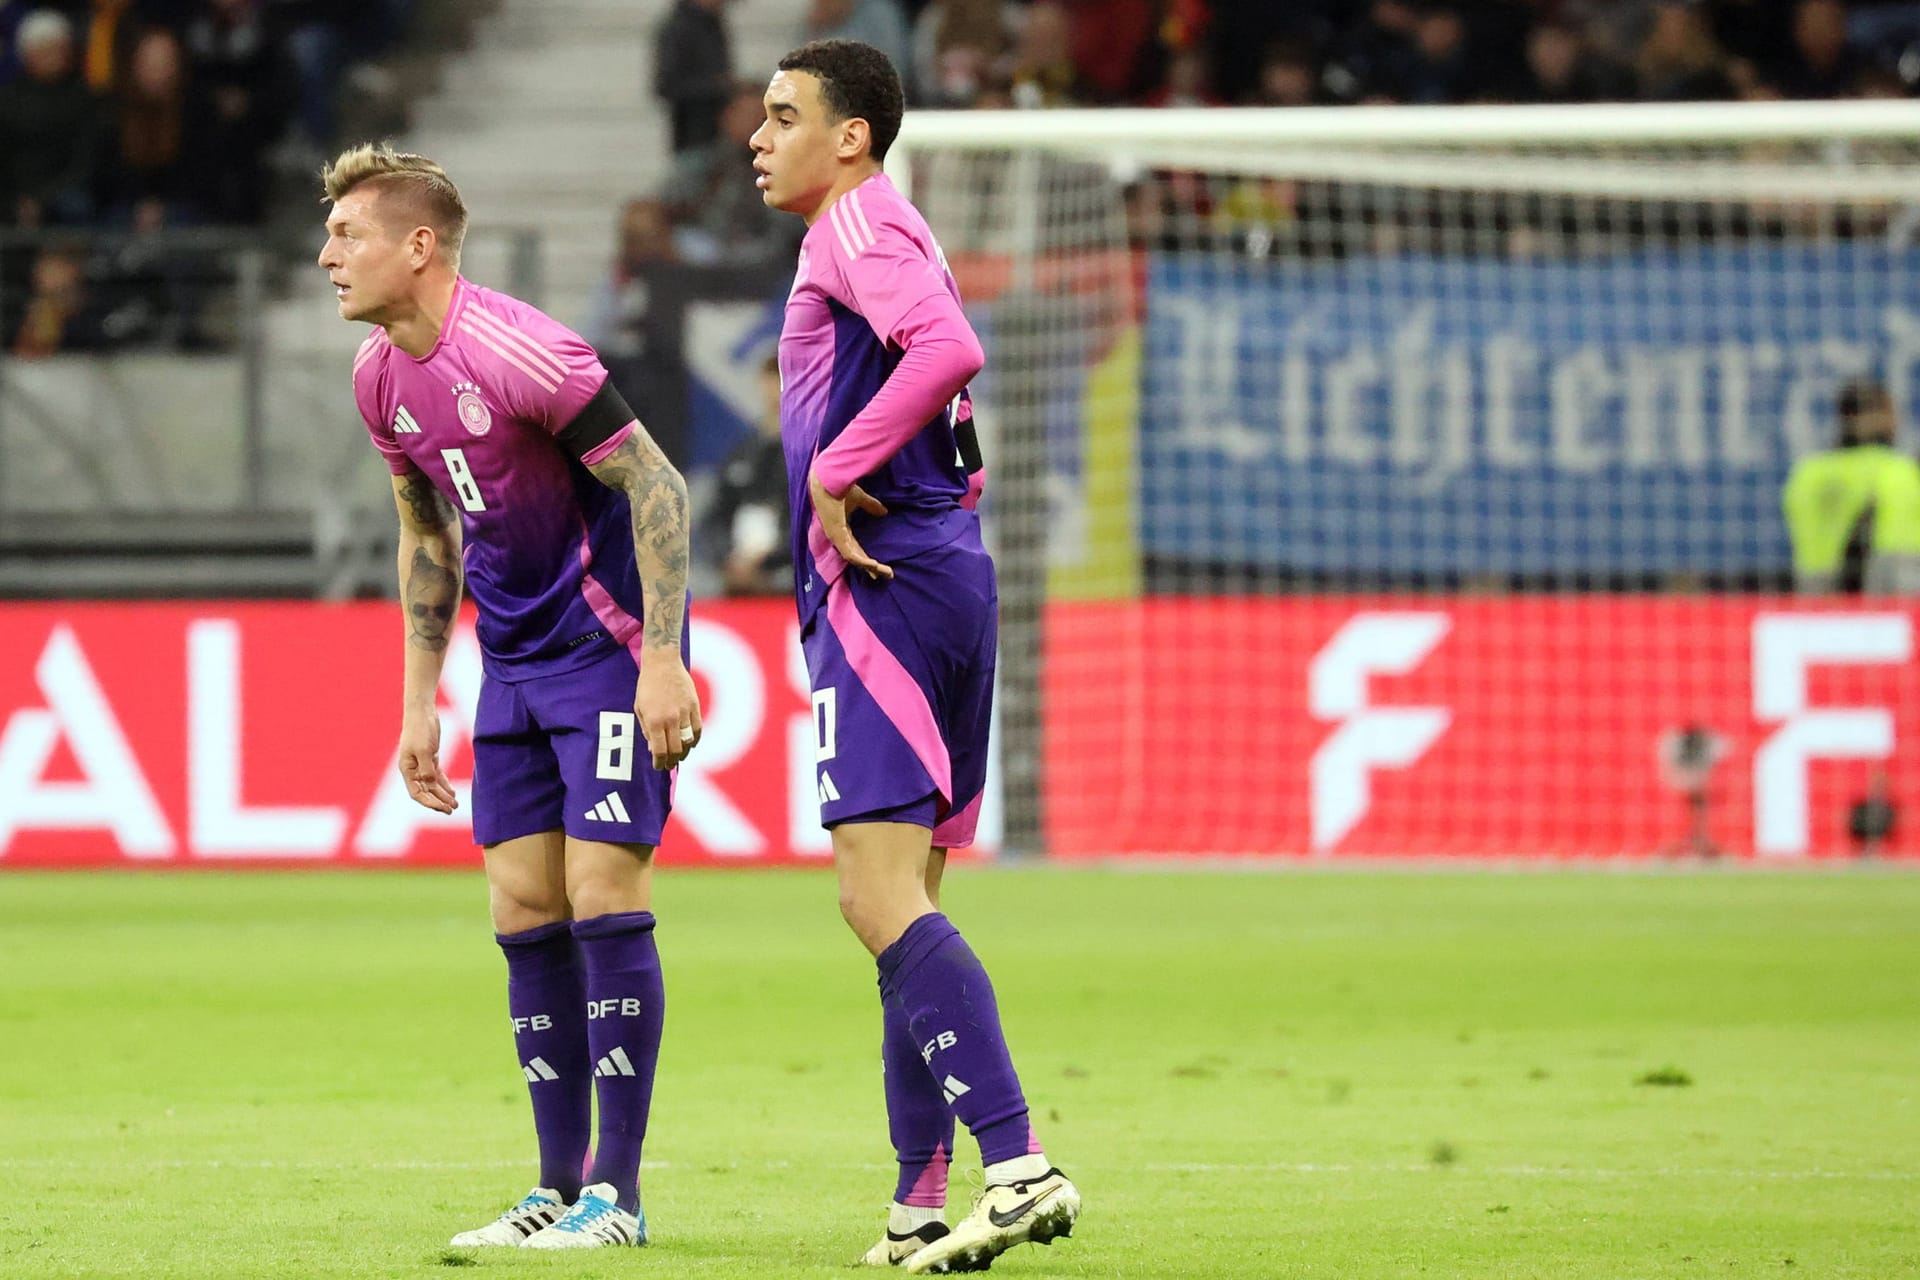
top-left (584, 791), bottom-right (630, 823)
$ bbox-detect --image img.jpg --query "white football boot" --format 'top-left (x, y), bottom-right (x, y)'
top-left (904, 1168), bottom-right (1079, 1274)
top-left (860, 1203), bottom-right (952, 1266)
top-left (523, 1181), bottom-right (647, 1249)
top-left (447, 1187), bottom-right (567, 1247)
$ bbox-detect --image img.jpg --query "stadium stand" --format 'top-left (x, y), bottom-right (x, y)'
top-left (5, 0), bottom-right (1920, 602)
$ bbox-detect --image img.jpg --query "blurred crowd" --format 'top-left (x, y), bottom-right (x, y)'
top-left (0, 0), bottom-right (409, 231)
top-left (634, 0), bottom-right (1920, 315)
top-left (657, 0), bottom-right (1920, 133)
top-left (0, 0), bottom-right (408, 354)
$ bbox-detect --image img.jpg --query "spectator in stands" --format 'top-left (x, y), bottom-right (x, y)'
top-left (1210, 0), bottom-right (1313, 105)
top-left (1144, 42), bottom-right (1222, 108)
top-left (100, 27), bottom-right (209, 228)
top-left (1158, 0), bottom-right (1211, 64)
top-left (920, 40), bottom-right (992, 106)
top-left (1390, 3), bottom-right (1473, 105)
top-left (75, 0), bottom-right (147, 96)
top-left (1635, 0), bottom-right (1749, 100)
top-left (1061, 0), bottom-right (1155, 104)
top-left (1781, 378), bottom-right (1901, 594)
top-left (584, 196), bottom-right (689, 465)
top-left (909, 0), bottom-right (1010, 106)
top-left (272, 0), bottom-right (411, 150)
top-left (1848, 0), bottom-right (1920, 74)
top-left (273, 1), bottom-right (344, 146)
top-left (1564, 0), bottom-right (1659, 63)
top-left (1323, 0), bottom-right (1422, 103)
top-left (654, 0), bottom-right (732, 156)
top-left (802, 0), bottom-right (912, 92)
top-left (0, 10), bottom-right (102, 226)
top-left (1702, 0), bottom-right (1797, 85)
top-left (667, 81), bottom-right (800, 266)
top-left (183, 0), bottom-right (295, 223)
top-left (586, 195), bottom-right (677, 360)
top-left (11, 242), bottom-right (108, 355)
top-left (704, 353), bottom-right (791, 596)
top-left (1776, 0), bottom-right (1865, 99)
top-left (1245, 37), bottom-right (1320, 107)
top-left (0, 2), bottom-right (27, 85)
top-left (1008, 0), bottom-right (1080, 107)
top-left (1515, 17), bottom-right (1627, 103)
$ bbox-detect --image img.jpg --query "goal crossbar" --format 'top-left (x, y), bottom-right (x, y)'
top-left (895, 100), bottom-right (1920, 160)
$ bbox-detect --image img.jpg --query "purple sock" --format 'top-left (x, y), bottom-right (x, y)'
top-left (882, 988), bottom-right (955, 1206)
top-left (877, 913), bottom-right (1039, 1167)
top-left (497, 921), bottom-right (590, 1201)
top-left (573, 911), bottom-right (664, 1214)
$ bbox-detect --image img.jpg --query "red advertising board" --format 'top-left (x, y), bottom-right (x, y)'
top-left (5, 599), bottom-right (1914, 865)
top-left (1044, 598), bottom-right (1920, 860)
top-left (0, 600), bottom-right (846, 866)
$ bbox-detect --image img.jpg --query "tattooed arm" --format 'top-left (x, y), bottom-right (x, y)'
top-left (588, 421), bottom-right (704, 770)
top-left (391, 466), bottom-right (462, 813)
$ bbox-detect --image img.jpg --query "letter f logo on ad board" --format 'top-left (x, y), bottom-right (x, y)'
top-left (1308, 613), bottom-right (1453, 852)
top-left (1752, 614), bottom-right (1911, 858)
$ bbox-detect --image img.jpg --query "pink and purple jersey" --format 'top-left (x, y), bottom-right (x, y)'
top-left (778, 173), bottom-right (984, 626)
top-left (354, 278), bottom-right (645, 681)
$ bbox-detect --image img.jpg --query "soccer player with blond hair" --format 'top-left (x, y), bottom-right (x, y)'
top-left (751, 41), bottom-right (1081, 1274)
top-left (319, 143), bottom-right (699, 1249)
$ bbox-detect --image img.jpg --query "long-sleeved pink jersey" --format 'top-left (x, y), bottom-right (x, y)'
top-left (777, 173), bottom-right (985, 625)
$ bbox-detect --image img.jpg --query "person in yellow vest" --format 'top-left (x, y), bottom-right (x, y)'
top-left (1867, 445), bottom-right (1920, 595)
top-left (1782, 379), bottom-right (1900, 594)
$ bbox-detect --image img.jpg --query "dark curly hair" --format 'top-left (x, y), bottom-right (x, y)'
top-left (777, 39), bottom-right (905, 163)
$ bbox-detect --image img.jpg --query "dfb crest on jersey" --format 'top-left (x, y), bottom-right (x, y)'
top-left (452, 381), bottom-right (493, 436)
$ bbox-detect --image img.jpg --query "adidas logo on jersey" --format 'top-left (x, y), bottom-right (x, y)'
top-left (393, 405), bottom-right (422, 434)
top-left (594, 1047), bottom-right (638, 1078)
top-left (584, 792), bottom-right (631, 823)
top-left (818, 771), bottom-right (840, 804)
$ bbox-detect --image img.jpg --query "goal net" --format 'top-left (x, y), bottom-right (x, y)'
top-left (891, 101), bottom-right (1920, 861)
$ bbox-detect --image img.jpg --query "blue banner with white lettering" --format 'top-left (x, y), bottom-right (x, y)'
top-left (1140, 247), bottom-right (1920, 578)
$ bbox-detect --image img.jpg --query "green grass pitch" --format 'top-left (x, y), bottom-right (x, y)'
top-left (2, 867), bottom-right (1916, 1279)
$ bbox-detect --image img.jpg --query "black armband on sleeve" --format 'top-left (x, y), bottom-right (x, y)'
top-left (556, 378), bottom-right (637, 461)
top-left (956, 418), bottom-right (985, 475)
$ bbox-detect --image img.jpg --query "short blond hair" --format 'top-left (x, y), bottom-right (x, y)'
top-left (321, 142), bottom-right (468, 267)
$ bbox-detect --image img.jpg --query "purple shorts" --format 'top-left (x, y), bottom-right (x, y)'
top-left (800, 532), bottom-right (996, 848)
top-left (470, 644), bottom-right (673, 847)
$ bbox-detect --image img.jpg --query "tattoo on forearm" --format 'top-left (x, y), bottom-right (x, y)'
top-left (591, 429), bottom-right (689, 651)
top-left (398, 473), bottom-right (454, 529)
top-left (405, 547), bottom-right (460, 651)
